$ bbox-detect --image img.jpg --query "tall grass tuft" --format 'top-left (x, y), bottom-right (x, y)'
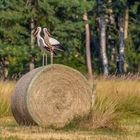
top-left (64, 96), bottom-right (120, 130)
top-left (90, 96), bottom-right (119, 129)
top-left (0, 80), bottom-right (15, 118)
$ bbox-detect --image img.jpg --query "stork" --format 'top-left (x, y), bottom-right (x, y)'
top-left (43, 28), bottom-right (64, 64)
top-left (32, 27), bottom-right (53, 66)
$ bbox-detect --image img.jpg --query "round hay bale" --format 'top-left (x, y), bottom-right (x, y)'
top-left (11, 64), bottom-right (92, 128)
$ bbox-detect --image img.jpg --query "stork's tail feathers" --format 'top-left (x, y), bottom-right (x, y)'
top-left (53, 45), bottom-right (65, 52)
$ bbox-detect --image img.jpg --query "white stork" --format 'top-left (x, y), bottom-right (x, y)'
top-left (32, 27), bottom-right (53, 66)
top-left (43, 28), bottom-right (64, 64)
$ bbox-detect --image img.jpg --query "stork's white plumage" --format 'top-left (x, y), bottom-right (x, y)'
top-left (49, 37), bottom-right (60, 46)
top-left (43, 28), bottom-right (64, 52)
top-left (43, 28), bottom-right (64, 64)
top-left (32, 27), bottom-right (52, 65)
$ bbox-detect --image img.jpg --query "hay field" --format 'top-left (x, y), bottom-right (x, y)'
top-left (0, 77), bottom-right (140, 140)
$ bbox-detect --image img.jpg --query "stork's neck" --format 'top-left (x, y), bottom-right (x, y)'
top-left (45, 33), bottom-right (49, 40)
top-left (37, 29), bottom-right (41, 38)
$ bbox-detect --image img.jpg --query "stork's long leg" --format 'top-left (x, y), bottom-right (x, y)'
top-left (50, 51), bottom-right (53, 64)
top-left (42, 53), bottom-right (45, 66)
top-left (45, 53), bottom-right (47, 65)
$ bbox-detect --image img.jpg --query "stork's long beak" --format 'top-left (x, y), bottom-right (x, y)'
top-left (45, 29), bottom-right (51, 36)
top-left (32, 27), bottom-right (38, 36)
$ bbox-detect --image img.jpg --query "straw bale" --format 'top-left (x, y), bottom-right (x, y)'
top-left (11, 64), bottom-right (92, 128)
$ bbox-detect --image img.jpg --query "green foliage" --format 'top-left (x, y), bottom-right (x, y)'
top-left (0, 0), bottom-right (95, 76)
top-left (105, 0), bottom-right (140, 73)
top-left (0, 0), bottom-right (139, 75)
top-left (125, 1), bottom-right (140, 72)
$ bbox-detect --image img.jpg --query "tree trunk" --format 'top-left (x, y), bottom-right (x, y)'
top-left (83, 13), bottom-right (93, 80)
top-left (124, 7), bottom-right (129, 72)
top-left (100, 16), bottom-right (109, 75)
top-left (26, 1), bottom-right (35, 71)
top-left (30, 56), bottom-right (35, 71)
top-left (107, 0), bottom-right (115, 25)
top-left (29, 18), bottom-right (35, 71)
top-left (98, 0), bottom-right (109, 75)
top-left (119, 15), bottom-right (125, 74)
top-left (107, 0), bottom-right (117, 72)
top-left (30, 18), bottom-right (35, 49)
top-left (124, 7), bottom-right (128, 39)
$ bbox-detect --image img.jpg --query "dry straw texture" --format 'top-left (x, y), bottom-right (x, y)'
top-left (11, 64), bottom-right (92, 128)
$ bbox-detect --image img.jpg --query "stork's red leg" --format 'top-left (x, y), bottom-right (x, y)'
top-left (45, 53), bottom-right (47, 65)
top-left (42, 53), bottom-right (44, 66)
top-left (50, 51), bottom-right (53, 64)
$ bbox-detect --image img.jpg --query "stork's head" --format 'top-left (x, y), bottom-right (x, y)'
top-left (32, 27), bottom-right (41, 36)
top-left (37, 27), bottom-right (41, 32)
top-left (43, 28), bottom-right (51, 36)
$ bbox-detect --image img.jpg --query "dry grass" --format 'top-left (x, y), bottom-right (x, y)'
top-left (95, 77), bottom-right (140, 116)
top-left (90, 97), bottom-right (119, 129)
top-left (96, 77), bottom-right (140, 97)
top-left (0, 77), bottom-right (140, 139)
top-left (0, 80), bottom-right (15, 118)
top-left (92, 77), bottom-right (140, 128)
top-left (56, 77), bottom-right (140, 132)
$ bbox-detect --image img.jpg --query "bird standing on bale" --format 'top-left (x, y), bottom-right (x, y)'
top-left (32, 27), bottom-right (54, 66)
top-left (43, 28), bottom-right (64, 64)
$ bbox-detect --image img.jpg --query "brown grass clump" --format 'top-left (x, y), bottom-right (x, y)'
top-left (68, 97), bottom-right (120, 130)
top-left (90, 97), bottom-right (119, 129)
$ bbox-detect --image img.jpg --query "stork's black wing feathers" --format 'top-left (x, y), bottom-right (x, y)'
top-left (39, 38), bottom-right (50, 51)
top-left (52, 44), bottom-right (65, 52)
top-left (39, 38), bottom-right (57, 55)
top-left (44, 46), bottom-right (50, 52)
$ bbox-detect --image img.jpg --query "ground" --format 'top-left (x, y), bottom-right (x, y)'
top-left (0, 116), bottom-right (140, 140)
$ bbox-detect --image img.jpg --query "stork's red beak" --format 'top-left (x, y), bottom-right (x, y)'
top-left (45, 29), bottom-right (51, 36)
